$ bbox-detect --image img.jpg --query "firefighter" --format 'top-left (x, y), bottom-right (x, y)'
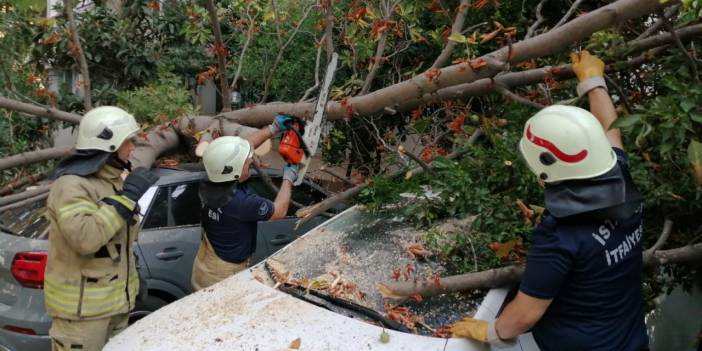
top-left (451, 51), bottom-right (647, 350)
top-left (191, 115), bottom-right (297, 290)
top-left (45, 106), bottom-right (159, 351)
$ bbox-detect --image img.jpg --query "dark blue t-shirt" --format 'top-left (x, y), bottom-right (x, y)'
top-left (519, 148), bottom-right (648, 351)
top-left (201, 184), bottom-right (274, 263)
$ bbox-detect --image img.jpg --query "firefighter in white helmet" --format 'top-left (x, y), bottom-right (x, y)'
top-left (45, 106), bottom-right (159, 351)
top-left (452, 51), bottom-right (647, 350)
top-left (191, 115), bottom-right (298, 290)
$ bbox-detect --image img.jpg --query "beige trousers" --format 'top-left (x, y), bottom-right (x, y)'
top-left (191, 234), bottom-right (249, 291)
top-left (49, 313), bottom-right (128, 351)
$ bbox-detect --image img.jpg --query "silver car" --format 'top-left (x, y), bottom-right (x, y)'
top-left (0, 167), bottom-right (336, 351)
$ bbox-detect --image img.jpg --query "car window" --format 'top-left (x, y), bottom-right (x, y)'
top-left (170, 182), bottom-right (200, 226)
top-left (142, 187), bottom-right (169, 229)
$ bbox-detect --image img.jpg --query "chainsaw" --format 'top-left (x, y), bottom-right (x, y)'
top-left (280, 52), bottom-right (339, 186)
top-left (278, 116), bottom-right (310, 167)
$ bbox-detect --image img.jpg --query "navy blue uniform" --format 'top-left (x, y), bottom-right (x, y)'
top-left (201, 184), bottom-right (274, 263)
top-left (519, 149), bottom-right (648, 351)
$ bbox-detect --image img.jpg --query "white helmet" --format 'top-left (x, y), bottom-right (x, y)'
top-left (76, 106), bottom-right (140, 152)
top-left (202, 136), bottom-right (252, 183)
top-left (518, 105), bottom-right (616, 183)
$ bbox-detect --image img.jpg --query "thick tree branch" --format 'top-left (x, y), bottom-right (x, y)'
top-left (431, 0), bottom-right (471, 69)
top-left (0, 172), bottom-right (48, 196)
top-left (226, 0), bottom-right (675, 126)
top-left (64, 0), bottom-right (92, 111)
top-left (0, 184), bottom-right (51, 207)
top-left (0, 146), bottom-right (72, 172)
top-left (379, 243), bottom-right (702, 300)
top-left (648, 218), bottom-right (673, 253)
top-left (0, 95), bottom-right (82, 124)
top-left (0, 193), bottom-right (49, 213)
top-left (205, 0), bottom-right (232, 112)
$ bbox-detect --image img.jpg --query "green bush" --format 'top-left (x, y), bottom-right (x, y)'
top-left (115, 70), bottom-right (197, 125)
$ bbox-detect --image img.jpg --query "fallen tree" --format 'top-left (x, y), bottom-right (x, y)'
top-left (377, 220), bottom-right (702, 299)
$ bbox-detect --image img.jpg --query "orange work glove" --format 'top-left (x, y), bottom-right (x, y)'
top-left (570, 50), bottom-right (607, 97)
top-left (451, 317), bottom-right (514, 348)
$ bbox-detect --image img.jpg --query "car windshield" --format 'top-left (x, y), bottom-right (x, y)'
top-left (0, 198), bottom-right (49, 239)
top-left (259, 206), bottom-right (485, 335)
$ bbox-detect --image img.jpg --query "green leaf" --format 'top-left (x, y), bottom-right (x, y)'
top-left (688, 140), bottom-right (702, 185)
top-left (681, 100), bottom-right (695, 113)
top-left (610, 114), bottom-right (641, 130)
top-left (413, 120), bottom-right (429, 133)
top-left (447, 32), bottom-right (467, 43)
top-left (691, 113), bottom-right (702, 123)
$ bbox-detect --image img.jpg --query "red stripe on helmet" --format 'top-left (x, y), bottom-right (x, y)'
top-left (526, 125), bottom-right (588, 163)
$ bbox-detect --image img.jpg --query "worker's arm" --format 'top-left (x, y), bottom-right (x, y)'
top-left (270, 179), bottom-right (292, 220)
top-left (588, 88), bottom-right (623, 149)
top-left (571, 50), bottom-right (623, 149)
top-left (495, 292), bottom-right (552, 339)
top-left (269, 165), bottom-right (298, 220)
top-left (245, 115), bottom-right (295, 149)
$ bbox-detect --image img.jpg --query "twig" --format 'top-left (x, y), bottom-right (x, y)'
top-left (460, 22), bottom-right (489, 35)
top-left (63, 0), bottom-right (92, 110)
top-left (524, 0), bottom-right (547, 40)
top-left (648, 218), bottom-right (673, 253)
top-left (431, 0), bottom-right (472, 69)
top-left (553, 0), bottom-right (585, 29)
top-left (320, 166), bottom-right (355, 186)
top-left (659, 11), bottom-right (699, 81)
top-left (360, 0), bottom-right (394, 95)
top-left (260, 3), bottom-right (316, 102)
top-left (495, 85), bottom-right (545, 109)
top-left (231, 2), bottom-right (257, 91)
top-left (398, 145), bottom-right (434, 174)
top-left (205, 0), bottom-right (232, 112)
top-left (604, 74), bottom-right (633, 113)
top-left (635, 4), bottom-right (680, 40)
top-left (299, 38), bottom-right (324, 102)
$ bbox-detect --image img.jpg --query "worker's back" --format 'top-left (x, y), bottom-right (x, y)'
top-left (520, 148), bottom-right (647, 351)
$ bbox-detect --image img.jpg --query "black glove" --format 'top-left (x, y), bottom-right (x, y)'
top-left (123, 167), bottom-right (160, 202)
top-left (103, 168), bottom-right (159, 222)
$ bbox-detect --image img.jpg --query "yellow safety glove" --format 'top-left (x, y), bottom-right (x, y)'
top-left (451, 317), bottom-right (514, 348)
top-left (570, 50), bottom-right (608, 97)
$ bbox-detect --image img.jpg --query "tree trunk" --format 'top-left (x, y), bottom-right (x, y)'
top-left (64, 0), bottom-right (92, 111)
top-left (204, 0), bottom-right (232, 112)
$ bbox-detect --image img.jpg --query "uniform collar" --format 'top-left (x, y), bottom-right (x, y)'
top-left (96, 164), bottom-right (125, 188)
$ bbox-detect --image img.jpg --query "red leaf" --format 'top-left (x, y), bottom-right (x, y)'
top-left (424, 68), bottom-right (442, 82)
top-left (469, 58), bottom-right (488, 70)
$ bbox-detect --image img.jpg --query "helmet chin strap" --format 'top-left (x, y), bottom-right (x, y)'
top-left (107, 153), bottom-right (132, 172)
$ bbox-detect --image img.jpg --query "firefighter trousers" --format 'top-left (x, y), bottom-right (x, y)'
top-left (49, 313), bottom-right (128, 351)
top-left (191, 233), bottom-right (249, 291)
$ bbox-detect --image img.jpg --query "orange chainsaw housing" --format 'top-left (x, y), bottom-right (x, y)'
top-left (278, 121), bottom-right (305, 165)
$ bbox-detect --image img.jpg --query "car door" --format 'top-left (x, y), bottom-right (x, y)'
top-left (248, 178), bottom-right (332, 264)
top-left (137, 182), bottom-right (202, 294)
